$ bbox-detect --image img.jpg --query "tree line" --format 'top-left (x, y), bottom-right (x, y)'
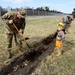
top-left (0, 6), bottom-right (62, 16)
top-left (0, 6), bottom-right (65, 16)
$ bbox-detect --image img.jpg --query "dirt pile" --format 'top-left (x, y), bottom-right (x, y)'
top-left (0, 32), bottom-right (56, 75)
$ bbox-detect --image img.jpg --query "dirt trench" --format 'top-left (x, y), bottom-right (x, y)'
top-left (0, 32), bottom-right (57, 75)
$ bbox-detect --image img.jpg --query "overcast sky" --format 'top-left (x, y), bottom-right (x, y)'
top-left (0, 0), bottom-right (75, 13)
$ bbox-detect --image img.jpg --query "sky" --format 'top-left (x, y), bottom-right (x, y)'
top-left (0, 0), bottom-right (75, 13)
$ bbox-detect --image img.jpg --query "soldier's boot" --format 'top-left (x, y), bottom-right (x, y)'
top-left (7, 50), bottom-right (12, 59)
top-left (18, 49), bottom-right (23, 55)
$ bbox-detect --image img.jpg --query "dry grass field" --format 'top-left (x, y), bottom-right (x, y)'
top-left (0, 16), bottom-right (75, 75)
top-left (30, 17), bottom-right (75, 75)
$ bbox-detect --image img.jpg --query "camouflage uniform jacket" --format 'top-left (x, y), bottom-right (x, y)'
top-left (72, 10), bottom-right (75, 18)
top-left (2, 10), bottom-right (26, 32)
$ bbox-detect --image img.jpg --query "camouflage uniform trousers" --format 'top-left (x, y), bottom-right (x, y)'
top-left (5, 25), bottom-right (23, 51)
top-left (64, 24), bottom-right (71, 33)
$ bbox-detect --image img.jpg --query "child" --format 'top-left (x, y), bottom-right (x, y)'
top-left (54, 22), bottom-right (65, 57)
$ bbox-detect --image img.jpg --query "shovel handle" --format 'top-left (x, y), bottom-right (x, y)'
top-left (13, 23), bottom-right (31, 49)
top-left (13, 23), bottom-right (26, 43)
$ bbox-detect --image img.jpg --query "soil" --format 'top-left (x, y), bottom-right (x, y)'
top-left (0, 32), bottom-right (56, 75)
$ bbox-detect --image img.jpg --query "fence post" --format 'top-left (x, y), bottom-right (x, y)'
top-left (0, 7), bottom-right (2, 25)
top-left (0, 7), bottom-right (1, 18)
top-left (32, 7), bottom-right (34, 20)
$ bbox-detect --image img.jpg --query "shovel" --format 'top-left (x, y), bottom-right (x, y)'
top-left (13, 23), bottom-right (33, 51)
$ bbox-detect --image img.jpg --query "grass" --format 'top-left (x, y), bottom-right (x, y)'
top-left (0, 16), bottom-right (75, 75)
top-left (0, 16), bottom-right (61, 68)
top-left (31, 19), bottom-right (75, 75)
top-left (25, 16), bottom-right (61, 37)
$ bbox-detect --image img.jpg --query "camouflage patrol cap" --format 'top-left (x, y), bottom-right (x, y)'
top-left (19, 8), bottom-right (26, 18)
top-left (67, 16), bottom-right (71, 19)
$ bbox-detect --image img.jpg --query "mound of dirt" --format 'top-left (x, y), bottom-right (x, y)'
top-left (0, 32), bottom-right (57, 75)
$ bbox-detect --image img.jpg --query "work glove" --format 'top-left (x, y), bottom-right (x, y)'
top-left (19, 32), bottom-right (23, 37)
top-left (19, 29), bottom-right (24, 34)
top-left (9, 20), bottom-right (13, 24)
top-left (19, 29), bottom-right (24, 37)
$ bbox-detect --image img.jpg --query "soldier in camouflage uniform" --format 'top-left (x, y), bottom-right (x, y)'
top-left (72, 8), bottom-right (75, 18)
top-left (2, 9), bottom-right (26, 59)
top-left (62, 16), bottom-right (73, 34)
